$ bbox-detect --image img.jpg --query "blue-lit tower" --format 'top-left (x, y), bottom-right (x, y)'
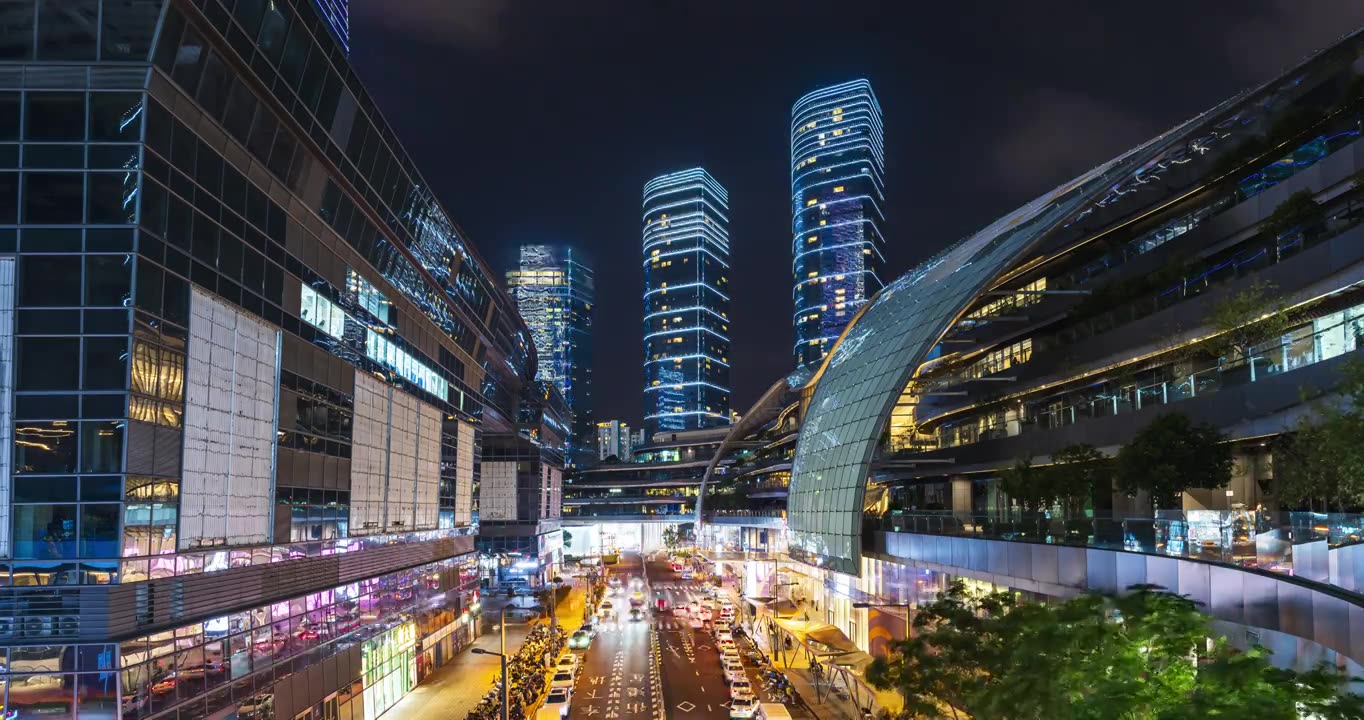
top-left (507, 245), bottom-right (595, 465)
top-left (313, 0), bottom-right (349, 52)
top-left (642, 169), bottom-right (732, 437)
top-left (791, 79), bottom-right (886, 370)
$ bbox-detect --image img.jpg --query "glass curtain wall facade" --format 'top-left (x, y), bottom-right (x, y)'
top-left (312, 0), bottom-right (349, 52)
top-left (791, 80), bottom-right (886, 370)
top-left (506, 244), bottom-right (594, 465)
top-left (642, 168), bottom-right (732, 437)
top-left (0, 1), bottom-right (533, 719)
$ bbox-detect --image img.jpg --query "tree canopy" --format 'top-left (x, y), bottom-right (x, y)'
top-left (865, 581), bottom-right (1364, 720)
top-left (1115, 412), bottom-right (1232, 512)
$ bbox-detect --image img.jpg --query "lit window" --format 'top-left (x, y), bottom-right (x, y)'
top-left (806, 199), bottom-right (817, 207)
top-left (833, 129), bottom-right (844, 136)
top-left (819, 220), bottom-right (827, 226)
top-left (807, 271), bottom-right (817, 278)
top-left (833, 186), bottom-right (845, 193)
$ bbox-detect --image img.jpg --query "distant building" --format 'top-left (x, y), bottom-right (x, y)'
top-left (508, 245), bottom-right (595, 465)
top-left (631, 428), bottom-right (647, 454)
top-left (791, 79), bottom-right (886, 370)
top-left (642, 168), bottom-right (733, 436)
top-left (596, 420), bottom-right (633, 461)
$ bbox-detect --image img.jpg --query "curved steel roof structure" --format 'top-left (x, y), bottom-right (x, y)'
top-left (785, 31), bottom-right (1364, 575)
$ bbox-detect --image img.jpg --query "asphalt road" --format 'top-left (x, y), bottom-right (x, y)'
top-left (650, 558), bottom-right (734, 720)
top-left (566, 553), bottom-right (664, 720)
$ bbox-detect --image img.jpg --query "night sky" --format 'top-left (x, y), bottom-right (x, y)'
top-left (347, 1), bottom-right (1364, 426)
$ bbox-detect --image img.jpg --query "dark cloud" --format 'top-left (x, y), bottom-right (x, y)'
top-left (992, 89), bottom-right (1160, 194)
top-left (350, 0), bottom-right (511, 51)
top-left (1224, 2), bottom-right (1364, 81)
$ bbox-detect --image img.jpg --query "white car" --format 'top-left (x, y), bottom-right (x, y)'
top-left (688, 601), bottom-right (700, 614)
top-left (722, 650), bottom-right (742, 667)
top-left (543, 687), bottom-right (571, 718)
top-left (555, 653), bottom-right (579, 677)
top-left (717, 638), bottom-right (737, 654)
top-left (722, 658), bottom-right (746, 684)
top-left (729, 694), bottom-right (758, 719)
top-left (550, 670), bottom-right (575, 694)
top-left (730, 678), bottom-right (755, 701)
top-left (689, 616), bottom-right (703, 629)
top-left (699, 608), bottom-right (713, 623)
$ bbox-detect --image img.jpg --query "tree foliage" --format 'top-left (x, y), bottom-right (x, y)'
top-left (865, 581), bottom-right (1364, 720)
top-left (1116, 412), bottom-right (1232, 512)
top-left (999, 445), bottom-right (1109, 517)
top-left (1273, 356), bottom-right (1364, 511)
top-left (1204, 279), bottom-right (1300, 364)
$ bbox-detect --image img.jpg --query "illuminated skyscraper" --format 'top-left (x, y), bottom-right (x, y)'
top-left (642, 169), bottom-right (732, 437)
top-left (313, 0), bottom-right (349, 51)
top-left (507, 245), bottom-right (595, 463)
top-left (791, 79), bottom-right (886, 370)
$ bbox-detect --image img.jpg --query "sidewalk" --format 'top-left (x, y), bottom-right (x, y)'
top-left (707, 573), bottom-right (883, 720)
top-left (382, 580), bottom-right (587, 720)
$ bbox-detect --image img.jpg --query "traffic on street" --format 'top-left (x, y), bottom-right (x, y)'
top-left (551, 551), bottom-right (803, 720)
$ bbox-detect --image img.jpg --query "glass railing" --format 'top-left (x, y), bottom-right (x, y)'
top-left (864, 510), bottom-right (1364, 581)
top-left (106, 525), bottom-right (476, 586)
top-left (933, 307), bottom-right (1364, 449)
top-left (1038, 193), bottom-right (1364, 357)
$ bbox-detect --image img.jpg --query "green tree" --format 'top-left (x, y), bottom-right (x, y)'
top-left (866, 581), bottom-right (1364, 720)
top-left (1203, 279), bottom-right (1300, 367)
top-left (1261, 189), bottom-right (1323, 238)
top-left (998, 457), bottom-right (1053, 514)
top-left (1049, 443), bottom-right (1108, 518)
top-left (1272, 357), bottom-right (1364, 511)
top-left (1116, 412), bottom-right (1233, 513)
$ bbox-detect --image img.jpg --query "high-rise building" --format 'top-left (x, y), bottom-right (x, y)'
top-left (313, 0), bottom-right (349, 51)
top-left (790, 79), bottom-right (886, 370)
top-left (642, 168), bottom-right (732, 436)
top-left (507, 245), bottom-right (595, 464)
top-left (0, 2), bottom-right (546, 719)
top-left (596, 420), bottom-right (633, 461)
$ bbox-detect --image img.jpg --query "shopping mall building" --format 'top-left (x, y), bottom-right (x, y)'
top-left (0, 2), bottom-right (562, 720)
top-left (700, 24), bottom-right (1364, 693)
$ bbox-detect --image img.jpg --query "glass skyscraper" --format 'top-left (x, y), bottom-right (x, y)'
top-left (0, 2), bottom-right (545, 719)
top-left (790, 79), bottom-right (886, 370)
top-left (507, 244), bottom-right (595, 464)
top-left (313, 0), bottom-right (349, 51)
top-left (642, 168), bottom-right (732, 437)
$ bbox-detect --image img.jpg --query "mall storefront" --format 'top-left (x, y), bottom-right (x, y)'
top-left (104, 554), bottom-right (481, 720)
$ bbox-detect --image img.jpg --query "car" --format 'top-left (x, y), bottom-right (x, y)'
top-left (579, 622), bottom-right (598, 638)
top-left (568, 630), bottom-right (594, 649)
top-left (680, 570), bottom-right (693, 580)
top-left (730, 679), bottom-right (755, 701)
top-left (628, 608), bottom-right (644, 622)
top-left (699, 608), bottom-right (713, 623)
top-left (716, 630), bottom-right (733, 644)
top-left (656, 596), bottom-right (669, 611)
top-left (608, 576), bottom-right (623, 589)
top-left (722, 659), bottom-right (745, 684)
top-left (718, 638), bottom-right (737, 654)
top-left (542, 687), bottom-right (571, 718)
top-left (599, 600), bottom-right (616, 619)
top-left (556, 653), bottom-right (579, 676)
top-left (722, 649), bottom-right (742, 666)
top-left (688, 601), bottom-right (700, 614)
top-left (671, 563), bottom-right (682, 573)
top-left (550, 670), bottom-right (575, 694)
top-left (689, 616), bottom-right (703, 629)
top-left (629, 576), bottom-right (644, 590)
top-left (729, 694), bottom-right (759, 718)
